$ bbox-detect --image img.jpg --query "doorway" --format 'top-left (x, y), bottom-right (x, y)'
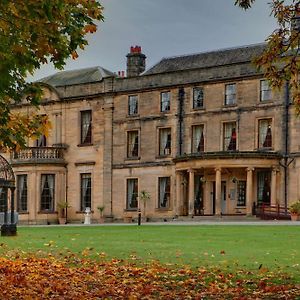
top-left (221, 181), bottom-right (226, 214)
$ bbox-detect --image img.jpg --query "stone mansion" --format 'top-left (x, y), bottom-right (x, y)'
top-left (7, 43), bottom-right (300, 224)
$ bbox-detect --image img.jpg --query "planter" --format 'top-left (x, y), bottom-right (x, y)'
top-left (291, 213), bottom-right (300, 221)
top-left (58, 217), bottom-right (67, 224)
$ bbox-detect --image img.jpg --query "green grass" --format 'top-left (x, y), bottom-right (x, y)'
top-left (1, 225), bottom-right (300, 276)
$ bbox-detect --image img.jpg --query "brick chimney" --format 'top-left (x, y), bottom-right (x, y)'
top-left (126, 46), bottom-right (146, 77)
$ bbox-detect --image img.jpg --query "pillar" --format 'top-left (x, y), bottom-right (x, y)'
top-left (246, 167), bottom-right (254, 215)
top-left (175, 172), bottom-right (182, 216)
top-left (188, 169), bottom-right (195, 216)
top-left (271, 167), bottom-right (278, 206)
top-left (215, 168), bottom-right (222, 215)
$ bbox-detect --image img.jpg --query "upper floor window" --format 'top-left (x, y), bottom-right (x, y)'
top-left (192, 125), bottom-right (204, 153)
top-left (128, 95), bottom-right (138, 116)
top-left (225, 84), bottom-right (236, 105)
top-left (17, 174), bottom-right (28, 212)
top-left (223, 122), bottom-right (237, 151)
top-left (35, 135), bottom-right (47, 147)
top-left (158, 177), bottom-right (170, 209)
top-left (258, 119), bottom-right (272, 149)
top-left (126, 178), bottom-right (138, 210)
top-left (160, 92), bottom-right (170, 112)
top-left (80, 110), bottom-right (92, 145)
top-left (40, 174), bottom-right (55, 212)
top-left (159, 128), bottom-right (171, 156)
top-left (193, 87), bottom-right (204, 109)
top-left (260, 80), bottom-right (271, 101)
top-left (127, 130), bottom-right (139, 158)
top-left (80, 173), bottom-right (92, 211)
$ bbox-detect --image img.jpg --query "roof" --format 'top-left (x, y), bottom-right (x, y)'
top-left (39, 66), bottom-right (115, 87)
top-left (144, 43), bottom-right (266, 75)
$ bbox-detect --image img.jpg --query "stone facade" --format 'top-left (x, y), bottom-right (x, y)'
top-left (7, 44), bottom-right (300, 224)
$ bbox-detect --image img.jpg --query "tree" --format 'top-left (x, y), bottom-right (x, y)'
top-left (0, 1), bottom-right (103, 150)
top-left (235, 0), bottom-right (300, 113)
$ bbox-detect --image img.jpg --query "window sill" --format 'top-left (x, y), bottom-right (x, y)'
top-left (124, 208), bottom-right (138, 212)
top-left (257, 147), bottom-right (273, 152)
top-left (76, 210), bottom-right (94, 214)
top-left (38, 211), bottom-right (57, 214)
top-left (125, 157), bottom-right (140, 161)
top-left (192, 107), bottom-right (205, 111)
top-left (156, 155), bottom-right (172, 159)
top-left (18, 211), bottom-right (29, 215)
top-left (222, 103), bottom-right (237, 108)
top-left (155, 207), bottom-right (171, 212)
top-left (258, 100), bottom-right (273, 104)
top-left (77, 143), bottom-right (93, 147)
top-left (127, 114), bottom-right (140, 118)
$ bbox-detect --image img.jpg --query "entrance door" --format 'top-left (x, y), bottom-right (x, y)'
top-left (221, 181), bottom-right (226, 214)
top-left (257, 171), bottom-right (271, 206)
top-left (194, 175), bottom-right (204, 215)
top-left (211, 182), bottom-right (216, 215)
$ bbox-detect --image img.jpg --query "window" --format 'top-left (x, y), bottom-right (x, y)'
top-left (223, 122), bottom-right (237, 151)
top-left (80, 110), bottom-right (92, 145)
top-left (160, 92), bottom-right (170, 112)
top-left (127, 131), bottom-right (139, 158)
top-left (192, 125), bottom-right (204, 153)
top-left (225, 84), bottom-right (236, 105)
top-left (17, 175), bottom-right (28, 212)
top-left (40, 174), bottom-right (55, 211)
top-left (237, 181), bottom-right (246, 206)
top-left (159, 128), bottom-right (171, 156)
top-left (126, 179), bottom-right (138, 210)
top-left (128, 95), bottom-right (138, 116)
top-left (54, 113), bottom-right (62, 144)
top-left (158, 177), bottom-right (170, 208)
top-left (80, 173), bottom-right (92, 211)
top-left (258, 119), bottom-right (272, 148)
top-left (257, 171), bottom-right (271, 206)
top-left (260, 80), bottom-right (271, 101)
top-left (0, 188), bottom-right (7, 212)
top-left (35, 135), bottom-right (47, 147)
top-left (193, 87), bottom-right (204, 109)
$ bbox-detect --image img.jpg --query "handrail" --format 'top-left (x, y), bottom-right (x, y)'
top-left (256, 204), bottom-right (290, 220)
top-left (11, 147), bottom-right (64, 161)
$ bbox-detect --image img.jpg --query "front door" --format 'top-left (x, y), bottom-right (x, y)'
top-left (194, 175), bottom-right (204, 215)
top-left (257, 171), bottom-right (271, 206)
top-left (221, 181), bottom-right (226, 214)
top-left (211, 182), bottom-right (216, 215)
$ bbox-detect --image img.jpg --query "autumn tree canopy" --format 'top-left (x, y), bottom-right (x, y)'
top-left (0, 0), bottom-right (103, 150)
top-left (235, 0), bottom-right (300, 113)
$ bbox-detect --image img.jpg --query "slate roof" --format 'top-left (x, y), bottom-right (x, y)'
top-left (39, 66), bottom-right (115, 87)
top-left (144, 43), bottom-right (266, 75)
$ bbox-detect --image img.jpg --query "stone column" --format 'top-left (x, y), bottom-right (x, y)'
top-left (215, 168), bottom-right (222, 215)
top-left (175, 172), bottom-right (182, 216)
top-left (271, 167), bottom-right (278, 206)
top-left (188, 169), bottom-right (195, 216)
top-left (246, 167), bottom-right (254, 215)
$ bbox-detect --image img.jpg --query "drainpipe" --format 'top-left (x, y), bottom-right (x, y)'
top-left (178, 88), bottom-right (185, 156)
top-left (283, 81), bottom-right (289, 212)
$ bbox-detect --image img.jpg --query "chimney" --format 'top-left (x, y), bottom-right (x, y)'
top-left (126, 45), bottom-right (146, 77)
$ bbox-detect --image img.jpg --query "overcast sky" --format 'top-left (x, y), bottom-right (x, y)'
top-left (31, 0), bottom-right (276, 81)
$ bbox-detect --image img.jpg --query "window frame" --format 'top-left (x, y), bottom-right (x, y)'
top-left (17, 174), bottom-right (28, 212)
top-left (223, 122), bottom-right (237, 151)
top-left (237, 180), bottom-right (246, 207)
top-left (40, 174), bottom-right (55, 212)
top-left (260, 80), bottom-right (272, 102)
top-left (128, 95), bottom-right (138, 116)
top-left (191, 124), bottom-right (205, 153)
top-left (192, 87), bottom-right (204, 109)
top-left (80, 173), bottom-right (92, 211)
top-left (127, 130), bottom-right (139, 158)
top-left (158, 177), bottom-right (171, 209)
top-left (126, 178), bottom-right (138, 211)
top-left (158, 127), bottom-right (172, 156)
top-left (80, 110), bottom-right (92, 145)
top-left (160, 91), bottom-right (170, 112)
top-left (225, 83), bottom-right (236, 106)
top-left (258, 118), bottom-right (273, 149)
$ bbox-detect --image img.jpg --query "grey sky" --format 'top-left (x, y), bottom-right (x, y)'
top-left (31, 0), bottom-right (276, 81)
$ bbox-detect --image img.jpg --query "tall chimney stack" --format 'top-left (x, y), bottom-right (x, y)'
top-left (126, 45), bottom-right (146, 77)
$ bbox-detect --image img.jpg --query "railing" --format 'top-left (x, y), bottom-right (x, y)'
top-left (256, 204), bottom-right (290, 220)
top-left (11, 147), bottom-right (65, 163)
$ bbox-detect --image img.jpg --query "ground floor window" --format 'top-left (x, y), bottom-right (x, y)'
top-left (40, 174), bottom-right (55, 211)
top-left (257, 171), bottom-right (271, 205)
top-left (237, 180), bottom-right (246, 206)
top-left (158, 177), bottom-right (170, 208)
top-left (17, 174), bottom-right (28, 212)
top-left (126, 178), bottom-right (138, 210)
top-left (81, 173), bottom-right (92, 211)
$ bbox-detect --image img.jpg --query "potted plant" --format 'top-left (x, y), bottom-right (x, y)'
top-left (57, 201), bottom-right (70, 224)
top-left (139, 190), bottom-right (150, 221)
top-left (289, 201), bottom-right (300, 221)
top-left (97, 205), bottom-right (105, 223)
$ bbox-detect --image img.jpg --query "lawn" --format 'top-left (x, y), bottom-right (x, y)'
top-left (1, 225), bottom-right (300, 275)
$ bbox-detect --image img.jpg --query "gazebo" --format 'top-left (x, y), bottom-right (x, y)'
top-left (0, 155), bottom-right (17, 236)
